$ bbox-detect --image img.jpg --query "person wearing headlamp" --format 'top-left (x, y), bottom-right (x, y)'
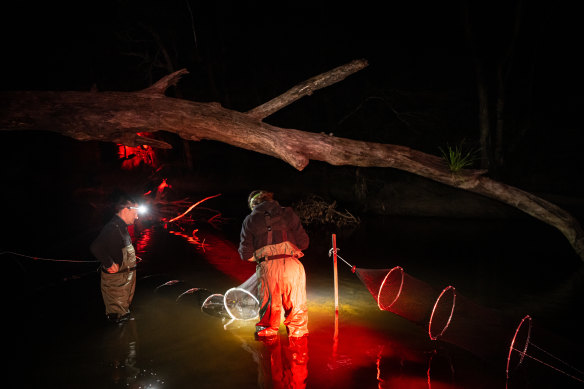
top-left (90, 193), bottom-right (140, 324)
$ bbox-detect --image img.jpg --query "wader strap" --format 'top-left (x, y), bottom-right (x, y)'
top-left (256, 254), bottom-right (290, 263)
top-left (264, 210), bottom-right (287, 245)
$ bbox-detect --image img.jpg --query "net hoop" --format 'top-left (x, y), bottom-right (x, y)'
top-left (223, 287), bottom-right (260, 321)
top-left (201, 293), bottom-right (225, 313)
top-left (428, 285), bottom-right (456, 341)
top-left (176, 287), bottom-right (208, 302)
top-left (506, 315), bottom-right (532, 378)
top-left (154, 279), bottom-right (182, 293)
top-left (376, 266), bottom-right (404, 311)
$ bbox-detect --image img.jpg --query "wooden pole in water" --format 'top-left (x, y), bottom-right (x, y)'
top-left (332, 234), bottom-right (339, 314)
top-left (332, 234), bottom-right (339, 352)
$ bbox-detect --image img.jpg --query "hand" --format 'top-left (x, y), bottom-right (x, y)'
top-left (246, 257), bottom-right (256, 263)
top-left (106, 263), bottom-right (119, 273)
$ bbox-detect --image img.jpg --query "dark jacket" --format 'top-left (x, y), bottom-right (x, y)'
top-left (90, 215), bottom-right (132, 268)
top-left (238, 200), bottom-right (309, 261)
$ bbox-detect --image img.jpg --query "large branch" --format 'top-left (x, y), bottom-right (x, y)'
top-left (1, 63), bottom-right (583, 261)
top-left (245, 59), bottom-right (369, 120)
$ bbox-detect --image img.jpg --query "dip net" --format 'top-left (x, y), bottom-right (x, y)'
top-left (201, 273), bottom-right (260, 321)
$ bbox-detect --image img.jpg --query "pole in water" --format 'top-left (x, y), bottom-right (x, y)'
top-left (332, 234), bottom-right (339, 314)
top-left (333, 234), bottom-right (339, 314)
top-left (332, 234), bottom-right (339, 357)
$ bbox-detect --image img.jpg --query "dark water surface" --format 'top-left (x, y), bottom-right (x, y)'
top-left (4, 211), bottom-right (584, 388)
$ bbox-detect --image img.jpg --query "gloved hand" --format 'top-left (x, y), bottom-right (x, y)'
top-left (106, 263), bottom-right (119, 273)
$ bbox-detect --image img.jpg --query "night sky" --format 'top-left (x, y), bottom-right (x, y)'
top-left (1, 1), bottom-right (583, 202)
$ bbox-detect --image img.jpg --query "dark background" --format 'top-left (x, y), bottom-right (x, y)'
top-left (2, 4), bottom-right (584, 387)
top-left (1, 0), bottom-right (583, 239)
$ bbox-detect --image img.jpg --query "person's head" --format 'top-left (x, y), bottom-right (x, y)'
top-left (114, 194), bottom-right (139, 225)
top-left (248, 190), bottom-right (274, 210)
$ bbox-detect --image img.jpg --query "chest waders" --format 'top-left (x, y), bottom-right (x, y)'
top-left (101, 244), bottom-right (137, 317)
top-left (255, 211), bottom-right (308, 338)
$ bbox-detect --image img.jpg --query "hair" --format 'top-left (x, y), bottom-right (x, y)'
top-left (111, 191), bottom-right (137, 213)
top-left (248, 190), bottom-right (274, 210)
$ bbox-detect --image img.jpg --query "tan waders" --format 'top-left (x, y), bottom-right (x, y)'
top-left (101, 244), bottom-right (136, 320)
top-left (254, 242), bottom-right (308, 338)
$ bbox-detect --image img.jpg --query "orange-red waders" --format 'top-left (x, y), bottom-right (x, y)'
top-left (256, 256), bottom-right (308, 337)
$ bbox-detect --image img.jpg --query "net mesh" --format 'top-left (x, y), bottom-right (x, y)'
top-left (352, 265), bottom-right (529, 374)
top-left (428, 286), bottom-right (518, 366)
top-left (355, 267), bottom-right (439, 326)
top-left (201, 273), bottom-right (260, 321)
top-left (337, 241), bottom-right (579, 381)
top-left (176, 287), bottom-right (212, 307)
top-left (224, 288), bottom-right (260, 320)
top-left (201, 293), bottom-right (227, 317)
top-left (506, 315), bottom-right (532, 378)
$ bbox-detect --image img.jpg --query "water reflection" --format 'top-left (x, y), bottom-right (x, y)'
top-left (101, 319), bottom-right (141, 387)
top-left (12, 215), bottom-right (584, 388)
top-left (233, 332), bottom-right (309, 389)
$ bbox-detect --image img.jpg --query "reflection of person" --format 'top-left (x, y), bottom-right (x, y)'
top-left (258, 335), bottom-right (309, 389)
top-left (103, 319), bottom-right (140, 386)
top-left (232, 330), bottom-right (309, 389)
top-left (91, 194), bottom-right (139, 324)
top-left (238, 190), bottom-right (310, 339)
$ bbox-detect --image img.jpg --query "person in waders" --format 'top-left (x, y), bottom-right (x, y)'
top-left (91, 194), bottom-right (139, 324)
top-left (238, 190), bottom-right (310, 340)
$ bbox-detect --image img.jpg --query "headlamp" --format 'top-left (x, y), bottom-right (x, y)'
top-left (249, 192), bottom-right (262, 210)
top-left (128, 205), bottom-right (148, 214)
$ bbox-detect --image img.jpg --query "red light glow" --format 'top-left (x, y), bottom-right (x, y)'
top-left (168, 194), bottom-right (221, 223)
top-left (167, 228), bottom-right (254, 283)
top-left (117, 133), bottom-right (158, 170)
top-left (135, 228), bottom-right (154, 255)
top-left (377, 266), bottom-right (404, 311)
top-left (506, 315), bottom-right (532, 378)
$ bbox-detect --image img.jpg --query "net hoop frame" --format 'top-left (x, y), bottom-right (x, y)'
top-left (200, 293), bottom-right (225, 313)
top-left (428, 285), bottom-right (456, 341)
top-left (506, 314), bottom-right (532, 378)
top-left (176, 287), bottom-right (207, 302)
top-left (223, 287), bottom-right (260, 321)
top-left (376, 266), bottom-right (404, 311)
top-left (154, 279), bottom-right (182, 293)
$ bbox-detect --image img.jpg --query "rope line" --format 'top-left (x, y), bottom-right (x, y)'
top-left (529, 343), bottom-right (584, 376)
top-left (61, 268), bottom-right (102, 281)
top-left (2, 251), bottom-right (143, 285)
top-left (1, 251), bottom-right (100, 263)
top-left (512, 347), bottom-right (584, 383)
top-left (337, 254), bottom-right (354, 268)
top-left (328, 248), bottom-right (353, 268)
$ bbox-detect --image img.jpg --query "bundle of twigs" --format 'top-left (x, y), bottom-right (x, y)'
top-left (293, 195), bottom-right (360, 228)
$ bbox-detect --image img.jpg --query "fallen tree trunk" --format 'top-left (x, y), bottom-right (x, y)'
top-left (1, 60), bottom-right (583, 261)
